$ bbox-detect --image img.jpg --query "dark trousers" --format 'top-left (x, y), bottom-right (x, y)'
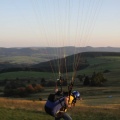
top-left (55, 112), bottom-right (72, 120)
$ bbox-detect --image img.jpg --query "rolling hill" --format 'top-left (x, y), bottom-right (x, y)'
top-left (0, 46), bottom-right (120, 64)
top-left (0, 50), bottom-right (120, 73)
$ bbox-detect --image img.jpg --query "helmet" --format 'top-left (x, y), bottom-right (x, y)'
top-left (72, 91), bottom-right (80, 99)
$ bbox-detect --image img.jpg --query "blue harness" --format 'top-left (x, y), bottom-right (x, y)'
top-left (45, 96), bottom-right (65, 116)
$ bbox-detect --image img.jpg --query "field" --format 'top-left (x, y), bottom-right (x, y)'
top-left (0, 88), bottom-right (120, 120)
top-left (0, 55), bottom-right (120, 119)
top-left (0, 85), bottom-right (120, 120)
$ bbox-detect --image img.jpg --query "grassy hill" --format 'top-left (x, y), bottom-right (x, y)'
top-left (0, 51), bottom-right (120, 73)
top-left (0, 86), bottom-right (120, 120)
top-left (0, 51), bottom-right (120, 119)
top-left (0, 52), bottom-right (120, 77)
top-left (0, 47), bottom-right (120, 64)
top-left (31, 52), bottom-right (120, 72)
top-left (0, 99), bottom-right (120, 120)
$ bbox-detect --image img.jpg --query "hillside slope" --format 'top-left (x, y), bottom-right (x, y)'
top-left (0, 47), bottom-right (120, 64)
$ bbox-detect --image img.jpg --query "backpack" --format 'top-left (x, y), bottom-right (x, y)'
top-left (44, 93), bottom-right (65, 117)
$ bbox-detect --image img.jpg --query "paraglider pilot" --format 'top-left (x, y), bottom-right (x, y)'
top-left (45, 90), bottom-right (80, 120)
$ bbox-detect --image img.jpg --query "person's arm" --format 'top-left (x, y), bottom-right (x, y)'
top-left (65, 96), bottom-right (72, 108)
top-left (65, 96), bottom-right (76, 108)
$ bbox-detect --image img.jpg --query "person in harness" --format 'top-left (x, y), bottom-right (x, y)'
top-left (44, 90), bottom-right (80, 120)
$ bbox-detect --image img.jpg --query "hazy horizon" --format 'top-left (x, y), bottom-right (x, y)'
top-left (0, 46), bottom-right (120, 49)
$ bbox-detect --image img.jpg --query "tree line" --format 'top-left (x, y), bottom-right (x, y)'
top-left (1, 71), bottom-right (107, 97)
top-left (77, 72), bottom-right (107, 86)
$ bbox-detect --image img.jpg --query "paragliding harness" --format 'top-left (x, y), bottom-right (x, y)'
top-left (44, 76), bottom-right (67, 117)
top-left (44, 77), bottom-right (75, 117)
top-left (44, 93), bottom-right (66, 117)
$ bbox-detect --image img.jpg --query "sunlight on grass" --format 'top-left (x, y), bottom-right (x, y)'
top-left (0, 97), bottom-right (119, 120)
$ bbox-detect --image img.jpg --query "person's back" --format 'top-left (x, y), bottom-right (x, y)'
top-left (45, 95), bottom-right (65, 117)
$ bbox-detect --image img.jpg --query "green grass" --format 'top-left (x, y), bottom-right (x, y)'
top-left (0, 105), bottom-right (119, 120)
top-left (0, 107), bottom-right (49, 120)
top-left (0, 56), bottom-right (120, 80)
top-left (70, 106), bottom-right (120, 120)
top-left (0, 55), bottom-right (49, 64)
top-left (0, 56), bottom-right (120, 119)
top-left (78, 56), bottom-right (120, 74)
top-left (0, 85), bottom-right (119, 120)
top-left (0, 71), bottom-right (54, 80)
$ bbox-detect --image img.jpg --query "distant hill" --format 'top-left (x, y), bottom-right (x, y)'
top-left (0, 46), bottom-right (120, 56)
top-left (31, 52), bottom-right (120, 72)
top-left (0, 46), bottom-right (120, 64)
top-left (0, 46), bottom-right (120, 72)
top-left (0, 51), bottom-right (120, 73)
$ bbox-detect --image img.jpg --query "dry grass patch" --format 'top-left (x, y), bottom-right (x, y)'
top-left (0, 97), bottom-right (120, 116)
top-left (0, 97), bottom-right (45, 111)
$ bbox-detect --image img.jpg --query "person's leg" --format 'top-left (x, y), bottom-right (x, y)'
top-left (62, 113), bottom-right (72, 120)
top-left (54, 116), bottom-right (61, 120)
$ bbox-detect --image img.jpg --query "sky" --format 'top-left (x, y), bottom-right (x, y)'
top-left (0, 0), bottom-right (120, 48)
